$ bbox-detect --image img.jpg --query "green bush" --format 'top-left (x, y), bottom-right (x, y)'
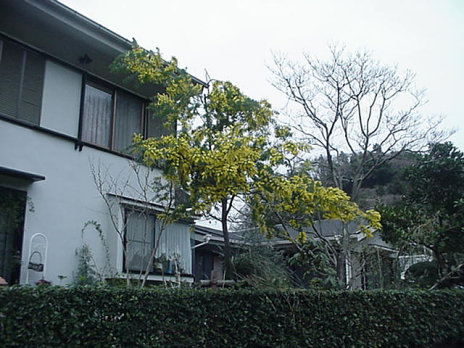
top-left (0, 287), bottom-right (463, 347)
top-left (405, 261), bottom-right (440, 288)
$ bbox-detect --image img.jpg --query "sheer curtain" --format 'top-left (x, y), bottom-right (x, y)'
top-left (155, 221), bottom-right (192, 274)
top-left (114, 91), bottom-right (142, 153)
top-left (125, 211), bottom-right (192, 274)
top-left (126, 212), bottom-right (155, 272)
top-left (82, 84), bottom-right (112, 147)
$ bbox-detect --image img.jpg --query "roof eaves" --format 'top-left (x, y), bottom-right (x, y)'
top-left (29, 0), bottom-right (207, 86)
top-left (0, 166), bottom-right (45, 182)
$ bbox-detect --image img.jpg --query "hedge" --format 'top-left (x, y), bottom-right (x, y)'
top-left (0, 287), bottom-right (463, 347)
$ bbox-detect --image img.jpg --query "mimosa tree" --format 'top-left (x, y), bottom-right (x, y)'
top-left (114, 46), bottom-right (381, 279)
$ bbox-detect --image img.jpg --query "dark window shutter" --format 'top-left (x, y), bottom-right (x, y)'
top-left (0, 39), bottom-right (44, 125)
top-left (0, 40), bottom-right (22, 118)
top-left (19, 50), bottom-right (45, 124)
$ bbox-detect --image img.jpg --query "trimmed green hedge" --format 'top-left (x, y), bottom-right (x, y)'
top-left (0, 287), bottom-right (463, 347)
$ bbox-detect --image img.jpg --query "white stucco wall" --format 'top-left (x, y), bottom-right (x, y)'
top-left (0, 119), bottom-right (194, 285)
top-left (40, 60), bottom-right (81, 137)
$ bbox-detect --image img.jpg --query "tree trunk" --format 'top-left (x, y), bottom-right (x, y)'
top-left (326, 148), bottom-right (337, 188)
top-left (350, 178), bottom-right (362, 204)
top-left (336, 252), bottom-right (346, 287)
top-left (432, 249), bottom-right (446, 278)
top-left (336, 223), bottom-right (352, 289)
top-left (221, 198), bottom-right (234, 279)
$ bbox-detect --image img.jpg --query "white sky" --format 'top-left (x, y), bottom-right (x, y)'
top-left (61, 0), bottom-right (464, 149)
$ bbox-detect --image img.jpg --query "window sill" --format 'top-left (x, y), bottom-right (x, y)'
top-left (115, 273), bottom-right (194, 284)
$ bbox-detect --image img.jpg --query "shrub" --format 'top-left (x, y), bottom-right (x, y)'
top-left (405, 260), bottom-right (440, 288)
top-left (0, 287), bottom-right (463, 347)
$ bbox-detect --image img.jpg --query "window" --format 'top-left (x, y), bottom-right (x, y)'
top-left (124, 210), bottom-right (192, 275)
top-left (82, 82), bottom-right (143, 152)
top-left (81, 80), bottom-right (171, 153)
top-left (0, 37), bottom-right (45, 125)
top-left (114, 91), bottom-right (143, 152)
top-left (125, 211), bottom-right (155, 272)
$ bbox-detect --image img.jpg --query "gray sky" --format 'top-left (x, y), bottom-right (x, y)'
top-left (61, 0), bottom-right (464, 149)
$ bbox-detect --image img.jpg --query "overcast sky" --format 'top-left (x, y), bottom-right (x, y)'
top-left (61, 0), bottom-right (464, 149)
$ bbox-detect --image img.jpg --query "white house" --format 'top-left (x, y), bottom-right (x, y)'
top-left (0, 0), bottom-right (197, 285)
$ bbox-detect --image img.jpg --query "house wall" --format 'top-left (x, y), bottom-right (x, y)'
top-left (0, 0), bottom-right (198, 286)
top-left (0, 59), bottom-right (192, 285)
top-left (41, 60), bottom-right (82, 137)
top-left (0, 123), bottom-right (128, 284)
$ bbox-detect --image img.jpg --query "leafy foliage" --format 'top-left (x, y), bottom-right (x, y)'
top-left (380, 142), bottom-right (464, 282)
top-left (288, 238), bottom-right (339, 289)
top-left (1, 287), bottom-right (464, 347)
top-left (405, 261), bottom-right (439, 289)
top-left (73, 244), bottom-right (98, 286)
top-left (250, 172), bottom-right (381, 240)
top-left (232, 229), bottom-right (293, 289)
top-left (405, 142), bottom-right (464, 214)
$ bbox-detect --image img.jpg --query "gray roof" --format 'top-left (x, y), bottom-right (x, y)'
top-left (194, 219), bottom-right (365, 246)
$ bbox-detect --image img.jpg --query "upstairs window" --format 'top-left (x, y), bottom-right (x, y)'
top-left (82, 83), bottom-right (113, 148)
top-left (0, 37), bottom-right (45, 125)
top-left (82, 82), bottom-right (144, 152)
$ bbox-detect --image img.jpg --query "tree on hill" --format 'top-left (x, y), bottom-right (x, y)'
top-left (313, 149), bottom-right (416, 209)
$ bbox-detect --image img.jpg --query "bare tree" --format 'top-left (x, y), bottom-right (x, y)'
top-left (270, 45), bottom-right (447, 203)
top-left (269, 45), bottom-right (450, 288)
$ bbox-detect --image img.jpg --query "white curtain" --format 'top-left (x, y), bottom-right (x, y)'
top-left (126, 212), bottom-right (155, 272)
top-left (114, 91), bottom-right (142, 153)
top-left (126, 211), bottom-right (192, 274)
top-left (82, 84), bottom-right (112, 147)
top-left (155, 221), bottom-right (192, 274)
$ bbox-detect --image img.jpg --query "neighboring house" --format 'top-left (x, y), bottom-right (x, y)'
top-left (222, 220), bottom-right (401, 289)
top-left (0, 0), bottom-right (199, 285)
top-left (276, 220), bottom-right (398, 290)
top-left (192, 225), bottom-right (226, 282)
top-left (267, 220), bottom-right (431, 289)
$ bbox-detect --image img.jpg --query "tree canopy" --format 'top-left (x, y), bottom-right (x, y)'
top-left (379, 142), bottom-right (464, 282)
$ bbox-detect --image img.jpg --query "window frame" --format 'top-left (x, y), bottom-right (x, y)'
top-left (80, 77), bottom-right (148, 153)
top-left (123, 208), bottom-right (157, 274)
top-left (122, 208), bottom-right (192, 276)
